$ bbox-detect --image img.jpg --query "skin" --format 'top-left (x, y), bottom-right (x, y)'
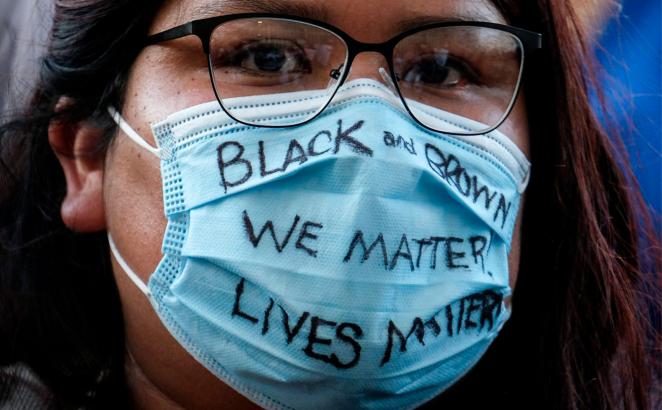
top-left (49, 0), bottom-right (529, 408)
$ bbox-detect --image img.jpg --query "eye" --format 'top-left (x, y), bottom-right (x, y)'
top-left (214, 39), bottom-right (312, 76)
top-left (400, 53), bottom-right (480, 89)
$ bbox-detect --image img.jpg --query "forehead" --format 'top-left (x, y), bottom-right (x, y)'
top-left (154, 0), bottom-right (506, 40)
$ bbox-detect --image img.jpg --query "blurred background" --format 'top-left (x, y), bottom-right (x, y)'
top-left (0, 0), bottom-right (51, 112)
top-left (595, 0), bottom-right (661, 227)
top-left (0, 0), bottom-right (660, 228)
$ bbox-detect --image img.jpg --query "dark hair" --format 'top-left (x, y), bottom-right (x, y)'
top-left (0, 1), bottom-right (163, 408)
top-left (0, 1), bottom-right (659, 409)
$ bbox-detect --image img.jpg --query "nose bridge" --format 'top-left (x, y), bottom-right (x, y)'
top-left (345, 49), bottom-right (391, 84)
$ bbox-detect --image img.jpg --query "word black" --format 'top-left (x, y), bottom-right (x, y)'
top-left (218, 119), bottom-right (372, 193)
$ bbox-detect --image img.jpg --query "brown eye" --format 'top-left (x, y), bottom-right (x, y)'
top-left (214, 39), bottom-right (312, 76)
top-left (250, 44), bottom-right (287, 72)
top-left (400, 54), bottom-right (480, 89)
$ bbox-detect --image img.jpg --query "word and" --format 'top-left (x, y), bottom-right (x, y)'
top-left (383, 131), bottom-right (416, 155)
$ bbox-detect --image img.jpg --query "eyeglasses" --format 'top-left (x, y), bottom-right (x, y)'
top-left (145, 13), bottom-right (542, 136)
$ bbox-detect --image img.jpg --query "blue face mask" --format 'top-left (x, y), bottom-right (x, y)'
top-left (108, 79), bottom-right (530, 410)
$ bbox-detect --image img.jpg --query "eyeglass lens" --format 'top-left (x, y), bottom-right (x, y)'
top-left (208, 18), bottom-right (523, 133)
top-left (209, 18), bottom-right (347, 126)
top-left (393, 26), bottom-right (523, 134)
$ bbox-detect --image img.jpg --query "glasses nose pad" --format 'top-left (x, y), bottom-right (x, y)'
top-left (326, 63), bottom-right (345, 91)
top-left (329, 65), bottom-right (343, 81)
top-left (343, 53), bottom-right (399, 95)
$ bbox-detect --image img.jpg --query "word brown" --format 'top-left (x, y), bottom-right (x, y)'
top-left (425, 143), bottom-right (513, 229)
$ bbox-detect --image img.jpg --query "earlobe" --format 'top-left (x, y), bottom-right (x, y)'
top-left (48, 106), bottom-right (107, 232)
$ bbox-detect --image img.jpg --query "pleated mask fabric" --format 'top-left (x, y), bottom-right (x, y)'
top-left (108, 79), bottom-right (530, 410)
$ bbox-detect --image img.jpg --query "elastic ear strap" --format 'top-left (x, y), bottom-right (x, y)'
top-left (108, 233), bottom-right (152, 297)
top-left (518, 168), bottom-right (531, 194)
top-left (107, 106), bottom-right (161, 158)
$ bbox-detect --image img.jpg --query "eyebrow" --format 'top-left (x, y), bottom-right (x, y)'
top-left (189, 0), bottom-right (504, 32)
top-left (395, 11), bottom-right (504, 32)
top-left (190, 0), bottom-right (329, 21)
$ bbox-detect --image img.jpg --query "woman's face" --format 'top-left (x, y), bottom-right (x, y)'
top-left (98, 0), bottom-right (529, 407)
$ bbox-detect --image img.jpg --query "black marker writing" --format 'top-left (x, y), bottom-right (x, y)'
top-left (303, 317), bottom-right (363, 370)
top-left (231, 277), bottom-right (365, 370)
top-left (232, 278), bottom-right (258, 324)
top-left (217, 142), bottom-right (253, 194)
top-left (445, 237), bottom-right (469, 269)
top-left (425, 143), bottom-right (513, 229)
top-left (262, 298), bottom-right (275, 335)
top-left (380, 318), bottom-right (426, 366)
top-left (334, 119), bottom-right (371, 156)
top-left (242, 210), bottom-right (300, 253)
top-left (217, 119), bottom-right (372, 193)
top-left (380, 290), bottom-right (504, 366)
top-left (383, 131), bottom-right (416, 155)
top-left (280, 305), bottom-right (310, 344)
top-left (242, 210), bottom-right (323, 257)
top-left (343, 230), bottom-right (490, 273)
top-left (296, 221), bottom-right (324, 258)
top-left (343, 230), bottom-right (389, 269)
top-left (469, 235), bottom-right (489, 273)
top-left (389, 234), bottom-right (415, 272)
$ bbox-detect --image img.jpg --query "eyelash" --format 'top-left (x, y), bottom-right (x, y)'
top-left (399, 54), bottom-right (483, 88)
top-left (212, 39), bottom-right (312, 76)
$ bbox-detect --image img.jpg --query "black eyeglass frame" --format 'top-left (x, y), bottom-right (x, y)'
top-left (145, 13), bottom-right (542, 136)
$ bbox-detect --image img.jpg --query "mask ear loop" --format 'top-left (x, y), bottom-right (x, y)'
top-left (108, 233), bottom-right (152, 297)
top-left (107, 106), bottom-right (162, 158)
top-left (518, 168), bottom-right (531, 194)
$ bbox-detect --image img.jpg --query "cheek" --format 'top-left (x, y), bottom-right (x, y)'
top-left (104, 136), bottom-right (165, 281)
top-left (104, 39), bottom-right (221, 277)
top-left (122, 41), bottom-right (218, 147)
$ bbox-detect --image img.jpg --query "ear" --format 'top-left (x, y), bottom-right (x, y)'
top-left (49, 99), bottom-right (107, 232)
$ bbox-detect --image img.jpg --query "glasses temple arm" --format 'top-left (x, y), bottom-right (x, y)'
top-left (145, 22), bottom-right (194, 46)
top-left (521, 32), bottom-right (543, 51)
